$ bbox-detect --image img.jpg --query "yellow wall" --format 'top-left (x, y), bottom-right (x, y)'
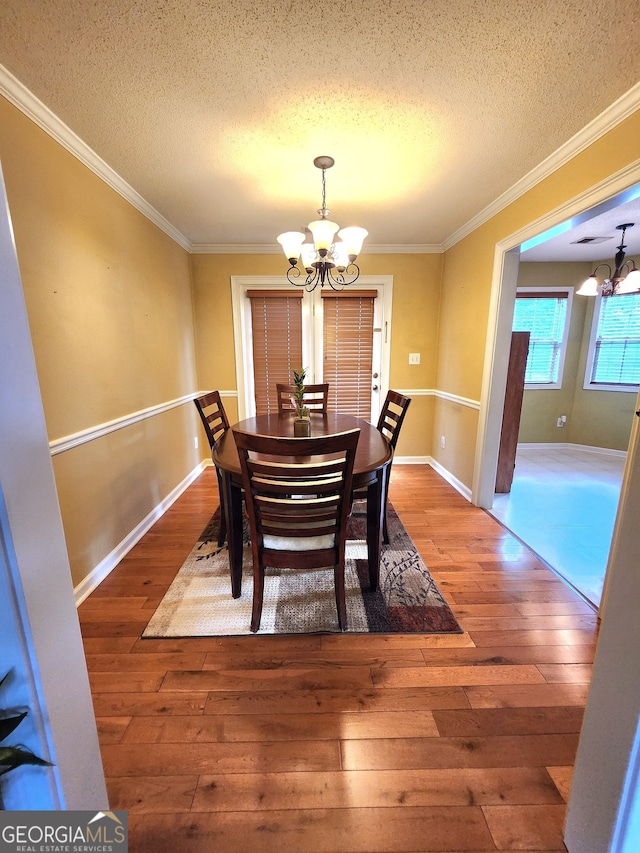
top-left (190, 252), bottom-right (443, 458)
top-left (435, 108), bottom-right (640, 488)
top-left (0, 96), bottom-right (199, 587)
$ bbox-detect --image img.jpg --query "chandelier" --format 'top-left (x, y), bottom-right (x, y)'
top-left (277, 156), bottom-right (368, 292)
top-left (576, 223), bottom-right (640, 297)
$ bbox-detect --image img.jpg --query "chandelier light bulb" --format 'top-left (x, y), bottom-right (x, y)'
top-left (308, 219), bottom-right (340, 255)
top-left (332, 241), bottom-right (350, 271)
top-left (337, 226), bottom-right (368, 260)
top-left (576, 275), bottom-right (600, 296)
top-left (616, 268), bottom-right (640, 294)
top-left (277, 231), bottom-right (305, 264)
top-left (300, 242), bottom-right (317, 271)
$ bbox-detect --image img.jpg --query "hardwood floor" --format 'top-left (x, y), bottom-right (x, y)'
top-left (78, 465), bottom-right (598, 852)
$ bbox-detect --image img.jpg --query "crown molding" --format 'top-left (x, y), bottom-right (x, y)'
top-left (0, 64), bottom-right (191, 251)
top-left (5, 58), bottom-right (638, 258)
top-left (442, 81), bottom-right (640, 251)
top-left (190, 242), bottom-right (443, 254)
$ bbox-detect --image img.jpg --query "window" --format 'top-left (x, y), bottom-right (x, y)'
top-left (512, 288), bottom-right (572, 388)
top-left (247, 290), bottom-right (303, 414)
top-left (231, 276), bottom-right (393, 421)
top-left (584, 292), bottom-right (640, 392)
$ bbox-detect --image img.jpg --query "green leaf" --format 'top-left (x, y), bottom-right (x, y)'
top-left (0, 711), bottom-right (28, 742)
top-left (0, 745), bottom-right (53, 777)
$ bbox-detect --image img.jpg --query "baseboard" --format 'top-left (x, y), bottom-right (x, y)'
top-left (393, 456), bottom-right (430, 465)
top-left (428, 458), bottom-right (473, 502)
top-left (518, 442), bottom-right (627, 458)
top-left (73, 460), bottom-right (208, 605)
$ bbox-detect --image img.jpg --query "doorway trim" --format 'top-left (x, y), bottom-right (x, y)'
top-left (473, 158), bottom-right (640, 509)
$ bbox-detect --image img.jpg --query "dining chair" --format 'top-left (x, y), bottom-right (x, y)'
top-left (276, 382), bottom-right (329, 415)
top-left (193, 391), bottom-right (231, 547)
top-left (234, 428), bottom-right (360, 632)
top-left (355, 389), bottom-right (412, 544)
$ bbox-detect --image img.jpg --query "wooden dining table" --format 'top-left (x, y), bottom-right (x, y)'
top-left (212, 412), bottom-right (393, 599)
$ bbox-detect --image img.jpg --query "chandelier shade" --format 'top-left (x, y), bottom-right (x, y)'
top-left (577, 223), bottom-right (640, 297)
top-left (277, 231), bottom-right (306, 263)
top-left (277, 156), bottom-right (368, 291)
top-left (308, 219), bottom-right (339, 253)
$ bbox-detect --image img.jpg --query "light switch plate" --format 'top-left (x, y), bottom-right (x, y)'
top-left (409, 353), bottom-right (421, 365)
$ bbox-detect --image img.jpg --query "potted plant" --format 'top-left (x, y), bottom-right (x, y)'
top-left (0, 671), bottom-right (52, 804)
top-left (292, 367), bottom-right (311, 436)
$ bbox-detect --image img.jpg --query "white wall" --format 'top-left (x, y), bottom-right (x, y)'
top-left (564, 397), bottom-right (640, 851)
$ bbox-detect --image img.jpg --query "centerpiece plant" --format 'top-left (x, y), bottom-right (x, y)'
top-left (292, 367), bottom-right (311, 435)
top-left (292, 367), bottom-right (310, 419)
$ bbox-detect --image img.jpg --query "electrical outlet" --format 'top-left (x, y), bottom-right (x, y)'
top-left (409, 353), bottom-right (421, 365)
top-left (556, 415), bottom-right (567, 428)
top-left (194, 436), bottom-right (199, 449)
top-left (440, 435), bottom-right (446, 449)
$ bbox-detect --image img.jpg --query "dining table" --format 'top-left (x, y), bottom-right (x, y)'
top-left (212, 412), bottom-right (393, 599)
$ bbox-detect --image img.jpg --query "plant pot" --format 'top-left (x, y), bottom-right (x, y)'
top-left (294, 418), bottom-right (311, 437)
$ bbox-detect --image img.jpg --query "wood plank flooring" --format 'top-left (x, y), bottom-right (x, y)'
top-left (78, 465), bottom-right (598, 852)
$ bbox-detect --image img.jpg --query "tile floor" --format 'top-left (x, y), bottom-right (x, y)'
top-left (489, 444), bottom-right (626, 609)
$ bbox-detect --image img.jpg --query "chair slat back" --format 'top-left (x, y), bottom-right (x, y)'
top-left (234, 429), bottom-right (359, 560)
top-left (276, 383), bottom-right (329, 415)
top-left (377, 390), bottom-right (412, 449)
top-left (194, 391), bottom-right (230, 450)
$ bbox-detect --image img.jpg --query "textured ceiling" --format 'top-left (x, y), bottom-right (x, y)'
top-left (1, 0), bottom-right (640, 251)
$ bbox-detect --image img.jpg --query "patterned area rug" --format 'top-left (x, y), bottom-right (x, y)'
top-left (143, 503), bottom-right (462, 636)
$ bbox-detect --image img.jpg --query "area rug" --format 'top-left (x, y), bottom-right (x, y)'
top-left (142, 502), bottom-right (462, 636)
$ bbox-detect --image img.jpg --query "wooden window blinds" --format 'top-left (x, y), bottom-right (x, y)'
top-left (248, 291), bottom-right (303, 415)
top-left (322, 291), bottom-right (375, 420)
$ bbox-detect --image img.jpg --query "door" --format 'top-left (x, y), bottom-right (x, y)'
top-left (495, 331), bottom-right (530, 493)
top-left (317, 289), bottom-right (382, 420)
top-left (232, 277), bottom-right (392, 422)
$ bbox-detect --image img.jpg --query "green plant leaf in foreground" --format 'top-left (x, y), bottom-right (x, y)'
top-left (0, 711), bottom-right (28, 742)
top-left (0, 745), bottom-right (53, 777)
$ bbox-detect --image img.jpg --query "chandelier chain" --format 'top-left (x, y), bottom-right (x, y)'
top-left (321, 167), bottom-right (327, 217)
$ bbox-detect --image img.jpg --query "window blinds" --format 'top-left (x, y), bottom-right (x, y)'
top-left (513, 292), bottom-right (569, 384)
top-left (248, 291), bottom-right (303, 415)
top-left (591, 292), bottom-right (640, 386)
top-left (322, 291), bottom-right (375, 420)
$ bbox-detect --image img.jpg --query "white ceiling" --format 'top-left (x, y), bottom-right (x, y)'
top-left (1, 0), bottom-right (640, 257)
top-left (521, 196), bottom-right (640, 262)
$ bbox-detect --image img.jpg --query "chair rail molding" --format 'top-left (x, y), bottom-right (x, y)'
top-left (393, 389), bottom-right (481, 410)
top-left (48, 392), bottom-right (219, 455)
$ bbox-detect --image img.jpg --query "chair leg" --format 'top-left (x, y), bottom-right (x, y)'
top-left (250, 563), bottom-right (265, 633)
top-left (334, 562), bottom-right (348, 631)
top-left (215, 469), bottom-right (227, 547)
top-left (382, 464), bottom-right (392, 545)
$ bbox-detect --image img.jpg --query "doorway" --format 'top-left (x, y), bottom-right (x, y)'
top-left (474, 173), bottom-right (640, 612)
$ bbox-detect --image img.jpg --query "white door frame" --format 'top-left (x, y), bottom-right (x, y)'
top-left (473, 161), bottom-right (640, 508)
top-left (231, 275), bottom-right (393, 421)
